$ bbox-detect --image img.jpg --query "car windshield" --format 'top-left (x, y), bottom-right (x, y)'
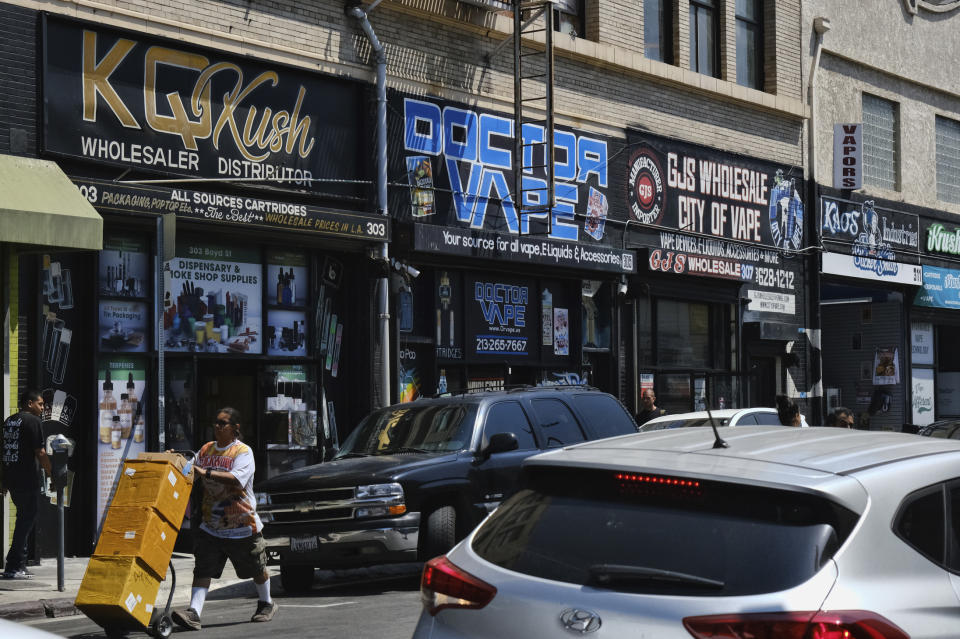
top-left (641, 417), bottom-right (731, 431)
top-left (335, 403), bottom-right (475, 457)
top-left (472, 466), bottom-right (858, 596)
top-left (921, 423), bottom-right (960, 439)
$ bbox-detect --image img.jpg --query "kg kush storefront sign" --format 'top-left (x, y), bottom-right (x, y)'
top-left (42, 15), bottom-right (364, 192)
top-left (389, 92), bottom-right (636, 274)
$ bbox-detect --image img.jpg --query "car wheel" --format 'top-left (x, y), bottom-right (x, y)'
top-left (421, 505), bottom-right (457, 559)
top-left (280, 564), bottom-right (315, 593)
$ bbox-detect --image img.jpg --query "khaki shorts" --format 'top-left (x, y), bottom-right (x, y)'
top-left (193, 529), bottom-right (267, 580)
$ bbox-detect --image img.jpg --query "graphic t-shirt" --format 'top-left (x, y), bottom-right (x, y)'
top-left (196, 440), bottom-right (262, 539)
top-left (2, 411), bottom-right (43, 490)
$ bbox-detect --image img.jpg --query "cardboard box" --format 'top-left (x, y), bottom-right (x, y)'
top-left (137, 452), bottom-right (196, 485)
top-left (75, 556), bottom-right (161, 629)
top-left (111, 459), bottom-right (192, 528)
top-left (94, 506), bottom-right (178, 580)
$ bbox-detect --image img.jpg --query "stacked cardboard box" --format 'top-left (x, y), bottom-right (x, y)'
top-left (76, 453), bottom-right (194, 630)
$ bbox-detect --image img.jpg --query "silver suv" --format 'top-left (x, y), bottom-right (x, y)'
top-left (414, 426), bottom-right (960, 638)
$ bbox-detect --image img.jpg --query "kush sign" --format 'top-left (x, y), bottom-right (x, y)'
top-left (833, 124), bottom-right (862, 190)
top-left (43, 15), bottom-right (364, 191)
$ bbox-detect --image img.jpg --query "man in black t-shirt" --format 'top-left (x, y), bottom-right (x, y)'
top-left (635, 389), bottom-right (667, 428)
top-left (2, 390), bottom-right (52, 579)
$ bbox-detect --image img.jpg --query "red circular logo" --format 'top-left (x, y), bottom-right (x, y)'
top-left (627, 148), bottom-right (664, 225)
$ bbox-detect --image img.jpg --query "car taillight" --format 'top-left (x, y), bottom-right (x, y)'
top-left (683, 610), bottom-right (910, 639)
top-left (420, 556), bottom-right (497, 616)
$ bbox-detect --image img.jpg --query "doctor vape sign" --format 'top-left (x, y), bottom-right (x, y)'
top-left (834, 124), bottom-right (862, 190)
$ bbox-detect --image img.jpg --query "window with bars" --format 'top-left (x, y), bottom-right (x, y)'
top-left (937, 116), bottom-right (960, 205)
top-left (862, 94), bottom-right (899, 190)
top-left (689, 0), bottom-right (718, 77)
top-left (735, 0), bottom-right (762, 89)
top-left (644, 0), bottom-right (674, 63)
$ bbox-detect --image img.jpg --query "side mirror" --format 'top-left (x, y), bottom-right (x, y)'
top-left (480, 432), bottom-right (519, 460)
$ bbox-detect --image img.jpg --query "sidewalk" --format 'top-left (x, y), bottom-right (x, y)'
top-left (0, 556), bottom-right (422, 623)
top-left (0, 553), bottom-right (252, 622)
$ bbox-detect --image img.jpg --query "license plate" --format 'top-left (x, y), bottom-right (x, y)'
top-left (290, 535), bottom-right (319, 552)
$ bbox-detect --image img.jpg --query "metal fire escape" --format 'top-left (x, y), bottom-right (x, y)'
top-left (512, 0), bottom-right (555, 234)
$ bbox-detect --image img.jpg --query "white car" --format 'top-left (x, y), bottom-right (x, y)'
top-left (414, 426), bottom-right (960, 638)
top-left (0, 619), bottom-right (63, 638)
top-left (638, 407), bottom-right (781, 432)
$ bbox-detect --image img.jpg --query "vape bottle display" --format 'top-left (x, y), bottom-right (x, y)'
top-left (133, 415), bottom-right (144, 443)
top-left (49, 261), bottom-right (64, 304)
top-left (99, 371), bottom-right (117, 444)
top-left (438, 369), bottom-right (448, 395)
top-left (119, 393), bottom-right (132, 439)
top-left (60, 269), bottom-right (74, 310)
top-left (47, 318), bottom-right (65, 374)
top-left (41, 255), bottom-right (53, 297)
top-left (438, 272), bottom-right (452, 345)
top-left (126, 373), bottom-right (138, 418)
top-left (111, 414), bottom-right (121, 449)
top-left (40, 310), bottom-right (55, 366)
top-left (51, 328), bottom-right (72, 384)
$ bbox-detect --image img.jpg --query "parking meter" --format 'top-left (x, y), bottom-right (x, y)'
top-left (47, 433), bottom-right (74, 486)
top-left (45, 434), bottom-right (75, 592)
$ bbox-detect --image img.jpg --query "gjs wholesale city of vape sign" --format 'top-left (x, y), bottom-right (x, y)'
top-left (42, 15), bottom-right (364, 192)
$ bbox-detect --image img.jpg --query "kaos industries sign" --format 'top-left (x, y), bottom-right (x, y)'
top-left (42, 15), bottom-right (364, 192)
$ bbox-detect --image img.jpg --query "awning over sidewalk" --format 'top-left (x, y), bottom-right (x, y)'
top-left (0, 154), bottom-right (102, 251)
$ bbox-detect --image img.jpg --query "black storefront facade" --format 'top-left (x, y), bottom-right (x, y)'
top-left (384, 93), bottom-right (637, 401)
top-left (817, 191), bottom-right (923, 431)
top-left (382, 94), bottom-right (816, 418)
top-left (908, 211), bottom-right (960, 427)
top-left (621, 132), bottom-right (814, 416)
top-left (13, 14), bottom-right (391, 557)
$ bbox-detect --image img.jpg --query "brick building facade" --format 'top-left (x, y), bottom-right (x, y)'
top-left (0, 0), bottom-right (817, 559)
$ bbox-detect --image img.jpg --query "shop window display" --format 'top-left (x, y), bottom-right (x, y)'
top-left (98, 235), bottom-right (150, 353)
top-left (266, 249), bottom-right (310, 357)
top-left (163, 240), bottom-right (263, 354)
top-left (262, 365), bottom-right (324, 479)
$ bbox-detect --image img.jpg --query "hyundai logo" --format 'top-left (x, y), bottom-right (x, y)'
top-left (559, 608), bottom-right (601, 634)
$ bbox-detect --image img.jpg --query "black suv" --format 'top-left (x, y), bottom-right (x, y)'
top-left (254, 386), bottom-right (638, 592)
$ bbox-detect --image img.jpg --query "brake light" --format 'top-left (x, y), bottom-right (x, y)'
top-left (615, 472), bottom-right (700, 488)
top-left (420, 556), bottom-right (497, 616)
top-left (683, 610), bottom-right (910, 639)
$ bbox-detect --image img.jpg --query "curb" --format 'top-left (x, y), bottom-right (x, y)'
top-left (0, 598), bottom-right (78, 621)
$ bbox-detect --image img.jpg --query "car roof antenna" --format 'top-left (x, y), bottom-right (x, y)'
top-left (704, 392), bottom-right (729, 449)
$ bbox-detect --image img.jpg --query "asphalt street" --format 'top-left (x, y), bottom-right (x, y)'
top-left (23, 574), bottom-right (422, 639)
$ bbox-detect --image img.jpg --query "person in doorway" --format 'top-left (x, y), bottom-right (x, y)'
top-left (832, 406), bottom-right (855, 428)
top-left (1, 390), bottom-right (52, 579)
top-left (171, 407), bottom-right (277, 630)
top-left (635, 389), bottom-right (667, 427)
top-left (775, 394), bottom-right (808, 427)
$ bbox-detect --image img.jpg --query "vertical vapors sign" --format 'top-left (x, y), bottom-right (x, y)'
top-left (834, 124), bottom-right (862, 190)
